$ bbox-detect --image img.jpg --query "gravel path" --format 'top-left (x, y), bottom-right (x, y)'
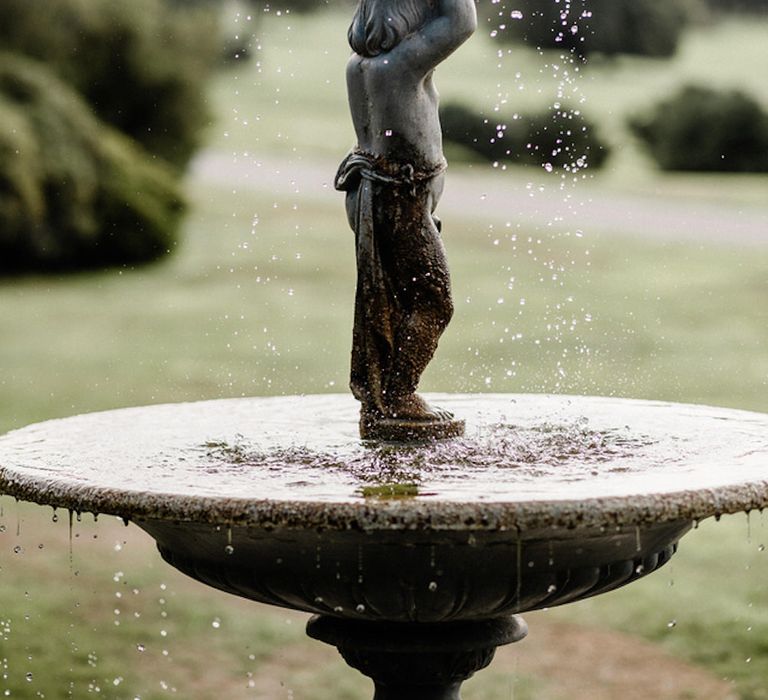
top-left (191, 150), bottom-right (767, 247)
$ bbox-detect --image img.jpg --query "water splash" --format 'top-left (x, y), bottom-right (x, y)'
top-left (202, 416), bottom-right (655, 492)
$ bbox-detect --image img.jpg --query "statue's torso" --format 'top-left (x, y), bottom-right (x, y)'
top-left (346, 54), bottom-right (444, 170)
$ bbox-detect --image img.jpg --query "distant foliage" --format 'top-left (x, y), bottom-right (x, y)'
top-left (701, 0), bottom-right (768, 12)
top-left (0, 0), bottom-right (220, 168)
top-left (441, 102), bottom-right (610, 172)
top-left (481, 0), bottom-right (692, 58)
top-left (217, 0), bottom-right (354, 64)
top-left (0, 54), bottom-right (184, 273)
top-left (629, 85), bottom-right (768, 172)
top-left (248, 0), bottom-right (347, 12)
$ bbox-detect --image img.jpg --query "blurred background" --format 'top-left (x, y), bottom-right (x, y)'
top-left (1, 0), bottom-right (767, 697)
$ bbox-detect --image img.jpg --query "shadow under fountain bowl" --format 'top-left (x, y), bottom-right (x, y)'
top-left (137, 514), bottom-right (688, 623)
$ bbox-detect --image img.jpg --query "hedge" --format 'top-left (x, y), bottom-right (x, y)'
top-left (0, 54), bottom-right (185, 273)
top-left (629, 85), bottom-right (768, 172)
top-left (441, 102), bottom-right (610, 172)
top-left (480, 0), bottom-right (692, 59)
top-left (0, 0), bottom-right (220, 167)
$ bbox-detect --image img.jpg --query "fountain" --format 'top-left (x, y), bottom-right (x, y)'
top-left (2, 1), bottom-right (768, 698)
top-left (3, 394), bottom-right (768, 697)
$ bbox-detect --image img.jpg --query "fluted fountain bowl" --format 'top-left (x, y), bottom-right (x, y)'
top-left (2, 394), bottom-right (767, 625)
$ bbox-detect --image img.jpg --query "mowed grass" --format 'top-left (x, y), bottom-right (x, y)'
top-left (2, 7), bottom-right (768, 699)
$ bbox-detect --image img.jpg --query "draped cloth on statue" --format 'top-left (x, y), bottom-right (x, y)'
top-left (335, 150), bottom-right (449, 416)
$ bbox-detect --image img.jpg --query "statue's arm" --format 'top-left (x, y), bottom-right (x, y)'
top-left (391, 0), bottom-right (477, 74)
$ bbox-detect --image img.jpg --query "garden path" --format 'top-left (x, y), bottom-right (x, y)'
top-left (192, 150), bottom-right (768, 246)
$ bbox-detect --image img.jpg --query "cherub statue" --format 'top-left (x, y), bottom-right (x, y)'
top-left (336, 0), bottom-right (476, 440)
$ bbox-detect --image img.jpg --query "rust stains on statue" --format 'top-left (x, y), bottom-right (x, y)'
top-left (340, 0), bottom-right (477, 440)
top-left (336, 150), bottom-right (463, 440)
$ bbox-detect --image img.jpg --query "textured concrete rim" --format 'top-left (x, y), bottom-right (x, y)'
top-left (1, 394), bottom-right (768, 532)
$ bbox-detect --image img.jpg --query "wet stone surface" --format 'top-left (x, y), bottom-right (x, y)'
top-left (1, 394), bottom-right (767, 531)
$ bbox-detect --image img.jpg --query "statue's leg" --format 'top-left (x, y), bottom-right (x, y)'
top-left (347, 185), bottom-right (392, 416)
top-left (381, 188), bottom-right (454, 415)
top-left (356, 180), bottom-right (463, 438)
top-left (386, 295), bottom-right (452, 401)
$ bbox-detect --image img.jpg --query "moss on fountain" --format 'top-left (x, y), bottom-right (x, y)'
top-left (359, 483), bottom-right (420, 499)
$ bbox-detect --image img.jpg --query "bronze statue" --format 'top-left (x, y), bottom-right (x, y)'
top-left (336, 0), bottom-right (476, 440)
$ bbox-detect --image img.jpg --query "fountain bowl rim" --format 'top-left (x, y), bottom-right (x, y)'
top-left (1, 474), bottom-right (765, 532)
top-left (1, 393), bottom-right (768, 533)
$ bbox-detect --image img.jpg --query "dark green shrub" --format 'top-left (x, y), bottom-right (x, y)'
top-left (481, 0), bottom-right (691, 58)
top-left (441, 102), bottom-right (610, 172)
top-left (0, 53), bottom-right (185, 273)
top-left (244, 0), bottom-right (344, 12)
top-left (700, 0), bottom-right (767, 12)
top-left (629, 85), bottom-right (768, 172)
top-left (0, 0), bottom-right (220, 167)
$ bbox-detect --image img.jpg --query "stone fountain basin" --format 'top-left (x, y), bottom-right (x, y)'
top-left (137, 518), bottom-right (688, 623)
top-left (2, 394), bottom-right (767, 624)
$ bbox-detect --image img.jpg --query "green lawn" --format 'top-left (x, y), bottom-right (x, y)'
top-left (2, 7), bottom-right (768, 700)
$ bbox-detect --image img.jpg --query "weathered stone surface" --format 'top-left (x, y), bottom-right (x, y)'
top-left (0, 394), bottom-right (767, 532)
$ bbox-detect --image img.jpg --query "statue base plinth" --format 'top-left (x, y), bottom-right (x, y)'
top-left (360, 417), bottom-right (465, 441)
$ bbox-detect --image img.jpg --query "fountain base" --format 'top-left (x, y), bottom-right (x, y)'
top-left (307, 615), bottom-right (528, 700)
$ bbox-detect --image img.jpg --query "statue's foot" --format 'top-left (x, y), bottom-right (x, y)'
top-left (360, 395), bottom-right (465, 441)
top-left (387, 394), bottom-right (454, 422)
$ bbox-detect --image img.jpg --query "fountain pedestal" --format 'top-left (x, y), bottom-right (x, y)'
top-left (308, 616), bottom-right (527, 700)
